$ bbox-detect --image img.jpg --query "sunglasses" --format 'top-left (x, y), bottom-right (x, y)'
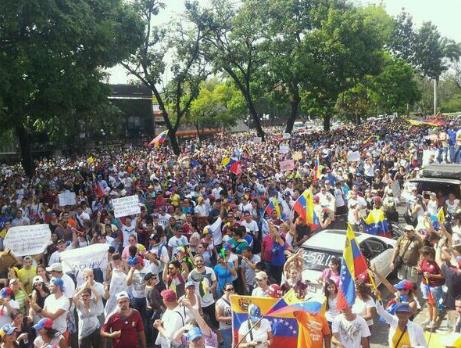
top-left (225, 288), bottom-right (234, 291)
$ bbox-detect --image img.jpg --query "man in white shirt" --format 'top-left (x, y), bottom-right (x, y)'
top-left (332, 306), bottom-right (370, 348)
top-left (147, 233), bottom-right (170, 277)
top-left (167, 229), bottom-right (189, 257)
top-left (121, 216), bottom-right (137, 247)
top-left (48, 239), bottom-right (67, 266)
top-left (46, 263), bottom-right (76, 299)
top-left (39, 277), bottom-right (70, 334)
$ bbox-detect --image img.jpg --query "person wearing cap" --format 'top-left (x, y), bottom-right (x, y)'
top-left (237, 303), bottom-right (272, 348)
top-left (0, 287), bottom-right (19, 328)
top-left (126, 254), bottom-right (150, 326)
top-left (391, 224), bottom-right (423, 283)
top-left (45, 263), bottom-right (76, 299)
top-left (179, 281), bottom-right (202, 314)
top-left (252, 271), bottom-right (269, 297)
top-left (375, 291), bottom-right (427, 348)
top-left (154, 289), bottom-right (192, 348)
top-left (0, 323), bottom-right (17, 348)
top-left (29, 275), bottom-right (50, 322)
top-left (101, 291), bottom-right (146, 348)
top-left (15, 255), bottom-right (36, 294)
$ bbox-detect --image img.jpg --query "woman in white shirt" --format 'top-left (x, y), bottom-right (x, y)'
top-left (238, 304), bottom-right (272, 348)
top-left (324, 279), bottom-right (339, 327)
top-left (352, 282), bottom-right (377, 332)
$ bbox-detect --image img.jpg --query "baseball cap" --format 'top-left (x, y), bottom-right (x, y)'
top-left (116, 291), bottom-right (129, 301)
top-left (33, 276), bottom-right (43, 285)
top-left (33, 318), bottom-right (53, 331)
top-left (46, 263), bottom-right (63, 272)
top-left (395, 302), bottom-right (411, 313)
top-left (186, 326), bottom-right (203, 342)
top-left (160, 289), bottom-right (177, 302)
top-left (248, 304), bottom-right (262, 323)
top-left (23, 255), bottom-right (33, 261)
top-left (394, 280), bottom-right (413, 291)
top-left (255, 271), bottom-right (268, 280)
top-left (185, 281), bottom-right (195, 288)
top-left (0, 323), bottom-right (16, 337)
top-left (50, 277), bottom-right (64, 290)
top-left (0, 287), bottom-right (13, 298)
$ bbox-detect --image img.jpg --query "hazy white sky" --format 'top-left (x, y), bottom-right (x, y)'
top-left (108, 0), bottom-right (461, 84)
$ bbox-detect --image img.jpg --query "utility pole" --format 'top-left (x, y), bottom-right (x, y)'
top-left (433, 79), bottom-right (437, 116)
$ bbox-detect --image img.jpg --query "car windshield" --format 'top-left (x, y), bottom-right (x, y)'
top-left (302, 247), bottom-right (342, 272)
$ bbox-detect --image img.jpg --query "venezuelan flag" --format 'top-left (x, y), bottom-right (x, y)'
top-left (265, 197), bottom-right (282, 219)
top-left (437, 207), bottom-right (445, 225)
top-left (149, 130), bottom-right (168, 147)
top-left (221, 157), bottom-right (242, 175)
top-left (231, 295), bottom-right (298, 348)
top-left (293, 189), bottom-right (320, 230)
top-left (363, 208), bottom-right (390, 237)
top-left (313, 156), bottom-right (321, 181)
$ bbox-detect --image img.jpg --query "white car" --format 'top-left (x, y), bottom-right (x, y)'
top-left (301, 229), bottom-right (396, 294)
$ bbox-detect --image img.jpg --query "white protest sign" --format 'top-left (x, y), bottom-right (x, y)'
top-left (279, 159), bottom-right (295, 172)
top-left (58, 191), bottom-right (76, 206)
top-left (4, 224), bottom-right (51, 256)
top-left (253, 137), bottom-right (262, 144)
top-left (60, 243), bottom-right (109, 274)
top-left (279, 144), bottom-right (290, 154)
top-left (112, 194), bottom-right (141, 218)
top-left (347, 151), bottom-right (361, 162)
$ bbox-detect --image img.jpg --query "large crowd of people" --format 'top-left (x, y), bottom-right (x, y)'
top-left (0, 117), bottom-right (461, 348)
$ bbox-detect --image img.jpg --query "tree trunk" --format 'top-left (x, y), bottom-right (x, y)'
top-left (247, 100), bottom-right (265, 140)
top-left (323, 114), bottom-right (331, 132)
top-left (355, 114), bottom-right (361, 125)
top-left (285, 90), bottom-right (300, 134)
top-left (168, 131), bottom-right (180, 156)
top-left (15, 124), bottom-right (34, 177)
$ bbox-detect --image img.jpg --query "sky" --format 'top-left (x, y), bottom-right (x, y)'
top-left (107, 0), bottom-right (461, 84)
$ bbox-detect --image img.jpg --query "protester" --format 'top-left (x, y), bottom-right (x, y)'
top-left (237, 304), bottom-right (272, 348)
top-left (33, 318), bottom-right (66, 348)
top-left (215, 283), bottom-right (234, 348)
top-left (332, 306), bottom-right (370, 348)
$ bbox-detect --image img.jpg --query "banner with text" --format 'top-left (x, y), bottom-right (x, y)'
top-left (279, 159), bottom-right (295, 172)
top-left (112, 195), bottom-right (141, 218)
top-left (60, 243), bottom-right (109, 274)
top-left (58, 191), bottom-right (77, 206)
top-left (4, 224), bottom-right (51, 256)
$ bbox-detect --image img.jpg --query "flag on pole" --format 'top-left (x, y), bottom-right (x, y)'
top-left (293, 189), bottom-right (320, 230)
top-left (221, 157), bottom-right (242, 175)
top-left (265, 197), bottom-right (282, 219)
top-left (363, 208), bottom-right (390, 237)
top-left (337, 225), bottom-right (369, 310)
top-left (149, 130), bottom-right (168, 147)
top-left (437, 207), bottom-right (445, 225)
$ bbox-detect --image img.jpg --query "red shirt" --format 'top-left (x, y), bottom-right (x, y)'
top-left (102, 309), bottom-right (144, 348)
top-left (262, 235), bottom-right (274, 262)
top-left (420, 259), bottom-right (444, 287)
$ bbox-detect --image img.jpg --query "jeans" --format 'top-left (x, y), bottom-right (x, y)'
top-left (454, 145), bottom-right (461, 163)
top-left (438, 147), bottom-right (449, 162)
top-left (79, 328), bottom-right (101, 348)
top-left (131, 296), bottom-right (147, 331)
top-left (220, 328), bottom-right (233, 348)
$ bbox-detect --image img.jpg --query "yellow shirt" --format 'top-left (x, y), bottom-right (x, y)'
top-left (392, 326), bottom-right (411, 348)
top-left (16, 266), bottom-right (37, 294)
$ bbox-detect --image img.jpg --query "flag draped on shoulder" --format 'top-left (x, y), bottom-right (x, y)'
top-left (293, 189), bottom-right (319, 230)
top-left (149, 130), bottom-right (168, 147)
top-left (363, 208), bottom-right (390, 237)
top-left (337, 225), bottom-right (369, 310)
top-left (221, 157), bottom-right (242, 175)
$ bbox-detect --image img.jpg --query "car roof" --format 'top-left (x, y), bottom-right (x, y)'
top-left (301, 229), bottom-right (376, 252)
top-left (409, 178), bottom-right (461, 185)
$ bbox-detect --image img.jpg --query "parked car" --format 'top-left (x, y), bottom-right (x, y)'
top-left (301, 229), bottom-right (396, 295)
top-left (408, 164), bottom-right (461, 198)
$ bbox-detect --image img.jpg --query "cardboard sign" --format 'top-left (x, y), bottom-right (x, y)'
top-left (60, 243), bottom-right (109, 274)
top-left (58, 191), bottom-right (76, 206)
top-left (253, 137), bottom-right (262, 144)
top-left (279, 159), bottom-right (295, 172)
top-left (292, 151), bottom-right (303, 161)
top-left (4, 224), bottom-right (51, 256)
top-left (279, 144), bottom-right (290, 154)
top-left (347, 151), bottom-right (361, 162)
top-left (112, 195), bottom-right (141, 218)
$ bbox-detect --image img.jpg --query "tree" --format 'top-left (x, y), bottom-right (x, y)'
top-left (335, 83), bottom-right (372, 125)
top-left (186, 0), bottom-right (267, 139)
top-left (0, 0), bottom-right (143, 176)
top-left (121, 1), bottom-right (208, 155)
top-left (188, 79), bottom-right (246, 137)
top-left (370, 57), bottom-right (420, 115)
top-left (301, 7), bottom-right (384, 131)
